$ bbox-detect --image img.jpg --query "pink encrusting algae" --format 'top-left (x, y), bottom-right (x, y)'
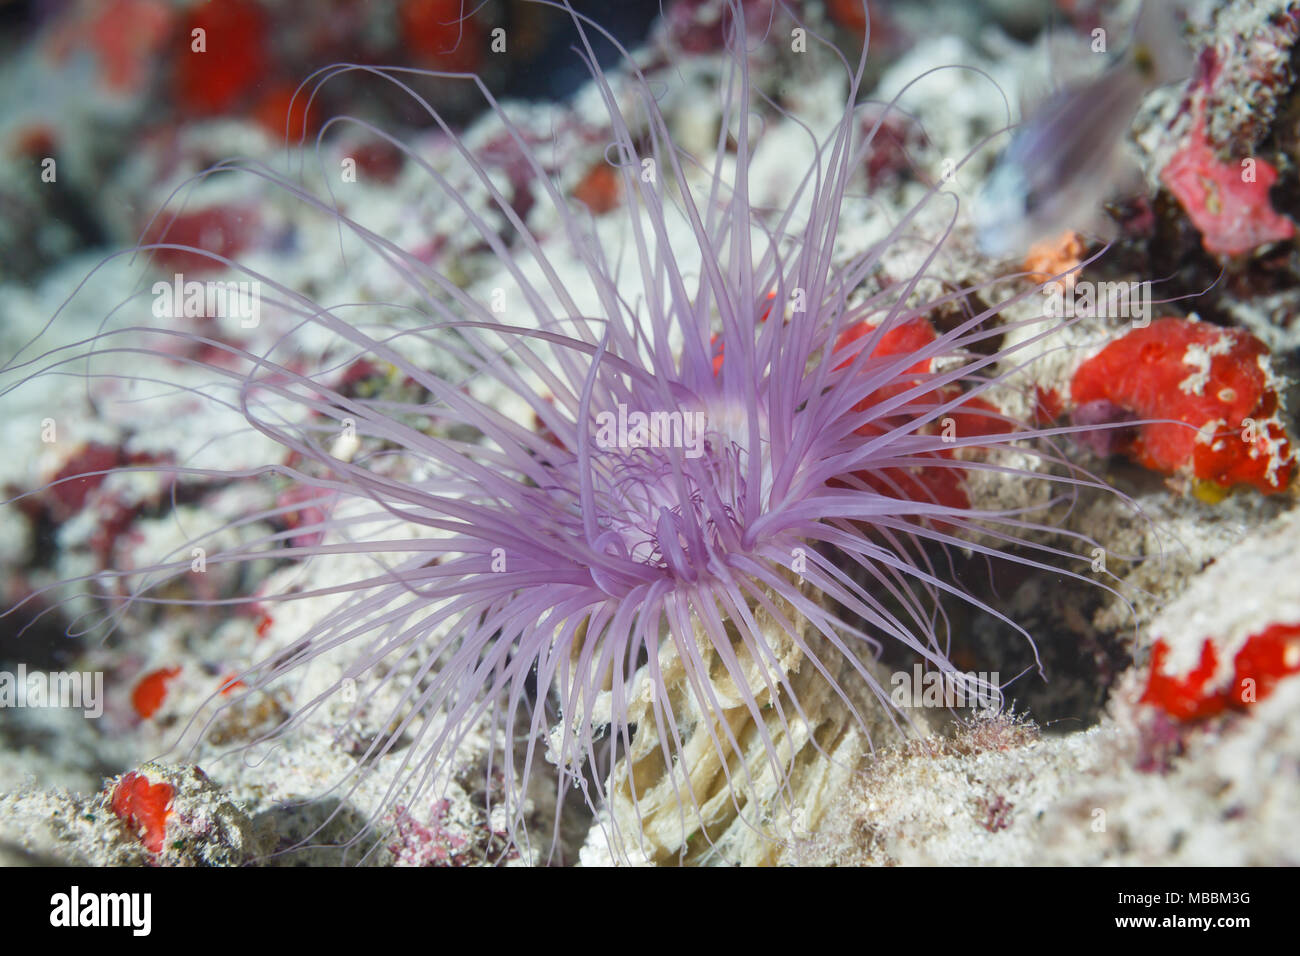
top-left (1161, 107), bottom-right (1295, 257)
top-left (0, 1), bottom-right (1203, 863)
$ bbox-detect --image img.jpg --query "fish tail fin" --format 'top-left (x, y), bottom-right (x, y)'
top-left (1130, 0), bottom-right (1193, 86)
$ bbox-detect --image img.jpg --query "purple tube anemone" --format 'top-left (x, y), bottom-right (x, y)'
top-left (4, 1), bottom-right (1128, 864)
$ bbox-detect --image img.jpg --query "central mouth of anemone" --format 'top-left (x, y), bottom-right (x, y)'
top-left (553, 394), bottom-right (776, 587)
top-left (596, 439), bottom-right (738, 571)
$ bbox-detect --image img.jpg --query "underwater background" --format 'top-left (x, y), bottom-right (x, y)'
top-left (0, 0), bottom-right (1298, 866)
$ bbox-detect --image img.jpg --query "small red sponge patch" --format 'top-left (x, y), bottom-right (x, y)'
top-left (111, 772), bottom-right (175, 854)
top-left (132, 666), bottom-right (181, 720)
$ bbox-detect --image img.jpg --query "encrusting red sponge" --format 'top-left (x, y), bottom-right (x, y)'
top-left (1142, 623), bottom-right (1300, 721)
top-left (111, 771), bottom-right (175, 854)
top-left (1069, 317), bottom-right (1294, 494)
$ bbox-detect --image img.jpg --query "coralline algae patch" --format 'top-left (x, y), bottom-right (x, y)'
top-left (1067, 317), bottom-right (1294, 496)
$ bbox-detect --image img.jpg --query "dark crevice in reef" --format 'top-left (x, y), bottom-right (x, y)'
top-left (838, 533), bottom-right (1130, 735)
top-left (953, 552), bottom-right (1132, 731)
top-left (1101, 190), bottom-right (1300, 332)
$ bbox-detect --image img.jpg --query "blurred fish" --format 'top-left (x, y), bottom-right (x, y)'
top-left (973, 0), bottom-right (1191, 257)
